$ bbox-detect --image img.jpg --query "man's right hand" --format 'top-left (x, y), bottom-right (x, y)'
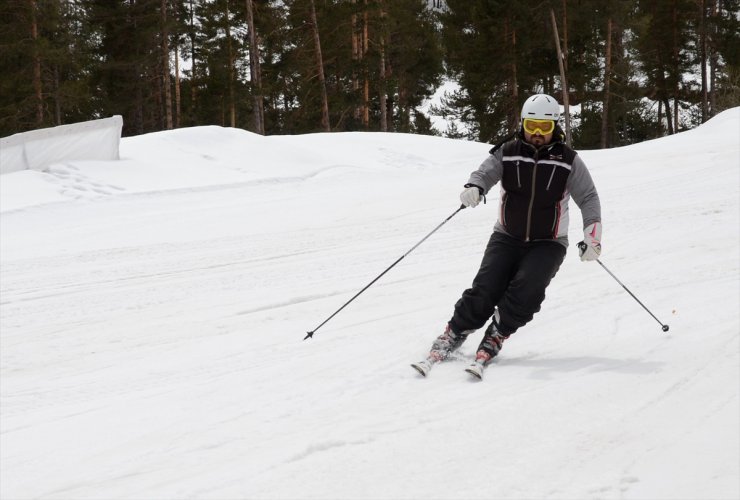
top-left (460, 185), bottom-right (483, 208)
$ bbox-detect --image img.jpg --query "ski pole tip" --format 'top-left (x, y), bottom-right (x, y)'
top-left (662, 324), bottom-right (670, 332)
top-left (304, 331), bottom-right (314, 340)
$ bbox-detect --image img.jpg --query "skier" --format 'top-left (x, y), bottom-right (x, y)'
top-left (413, 94), bottom-right (602, 379)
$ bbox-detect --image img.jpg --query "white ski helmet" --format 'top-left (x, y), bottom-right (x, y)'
top-left (521, 94), bottom-right (561, 121)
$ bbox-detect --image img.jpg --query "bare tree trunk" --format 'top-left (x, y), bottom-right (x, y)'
top-left (174, 43), bottom-right (181, 128)
top-left (504, 17), bottom-right (519, 130)
top-left (362, 1), bottom-right (369, 129)
top-left (53, 65), bottom-right (61, 125)
top-left (656, 41), bottom-right (673, 136)
top-left (378, 0), bottom-right (387, 132)
top-left (663, 96), bottom-right (674, 134)
top-left (709, 0), bottom-right (718, 115)
top-left (135, 63), bottom-right (144, 134)
top-left (309, 0), bottom-right (330, 131)
top-left (154, 57), bottom-right (163, 129)
top-left (161, 0), bottom-right (173, 129)
top-left (601, 17), bottom-right (613, 149)
top-left (351, 0), bottom-right (363, 123)
top-left (386, 54), bottom-right (394, 127)
top-left (172, 1), bottom-right (180, 128)
top-left (189, 0), bottom-right (197, 124)
top-left (562, 0), bottom-right (568, 74)
top-left (550, 8), bottom-right (571, 146)
top-left (226, 0), bottom-right (235, 128)
top-left (131, 1), bottom-right (144, 134)
top-left (672, 0), bottom-right (679, 132)
top-left (246, 0), bottom-right (265, 134)
top-left (699, 0), bottom-right (708, 122)
top-left (673, 98), bottom-right (679, 132)
top-left (30, 0), bottom-right (44, 126)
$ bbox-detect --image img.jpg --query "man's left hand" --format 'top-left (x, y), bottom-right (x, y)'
top-left (579, 222), bottom-right (602, 261)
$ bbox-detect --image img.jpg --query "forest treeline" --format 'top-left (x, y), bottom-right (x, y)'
top-left (1, 0), bottom-right (738, 148)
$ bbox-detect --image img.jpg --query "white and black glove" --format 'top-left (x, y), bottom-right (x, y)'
top-left (460, 184), bottom-right (484, 208)
top-left (578, 222), bottom-right (602, 261)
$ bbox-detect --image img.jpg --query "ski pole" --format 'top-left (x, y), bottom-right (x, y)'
top-left (305, 205), bottom-right (466, 340)
top-left (578, 243), bottom-right (669, 332)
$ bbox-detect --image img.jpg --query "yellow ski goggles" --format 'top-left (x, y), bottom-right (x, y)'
top-left (522, 118), bottom-right (556, 135)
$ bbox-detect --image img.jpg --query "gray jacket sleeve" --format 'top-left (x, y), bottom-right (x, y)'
top-left (568, 154), bottom-right (601, 228)
top-left (466, 148), bottom-right (504, 194)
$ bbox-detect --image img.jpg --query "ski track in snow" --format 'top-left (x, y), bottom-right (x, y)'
top-left (1, 112), bottom-right (739, 499)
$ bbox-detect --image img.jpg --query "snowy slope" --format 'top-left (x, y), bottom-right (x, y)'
top-left (1, 109), bottom-right (739, 500)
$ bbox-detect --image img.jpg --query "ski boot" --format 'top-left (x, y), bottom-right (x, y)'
top-left (411, 324), bottom-right (472, 377)
top-left (465, 322), bottom-right (509, 380)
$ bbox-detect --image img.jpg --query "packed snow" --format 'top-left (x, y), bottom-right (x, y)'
top-left (1, 109), bottom-right (739, 499)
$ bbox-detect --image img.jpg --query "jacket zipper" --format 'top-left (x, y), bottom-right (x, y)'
top-left (501, 193), bottom-right (508, 226)
top-left (516, 161), bottom-right (521, 188)
top-left (546, 166), bottom-right (556, 191)
top-left (525, 154), bottom-right (538, 241)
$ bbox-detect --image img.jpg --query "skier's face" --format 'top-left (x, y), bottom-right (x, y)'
top-left (524, 130), bottom-right (553, 147)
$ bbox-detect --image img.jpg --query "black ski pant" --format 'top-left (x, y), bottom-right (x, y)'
top-left (448, 232), bottom-right (567, 337)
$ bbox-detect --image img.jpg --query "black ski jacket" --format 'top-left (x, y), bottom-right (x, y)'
top-left (466, 128), bottom-right (601, 246)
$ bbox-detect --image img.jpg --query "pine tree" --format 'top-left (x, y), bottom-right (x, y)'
top-left (0, 0), bottom-right (95, 135)
top-left (308, 0), bottom-right (331, 131)
top-left (385, 0), bottom-right (443, 133)
top-left (193, 0), bottom-right (249, 128)
top-left (249, 1), bottom-right (289, 133)
top-left (439, 0), bottom-right (557, 142)
top-left (707, 0), bottom-right (740, 114)
top-left (245, 0), bottom-right (265, 134)
top-left (85, 0), bottom-right (168, 135)
top-left (161, 0), bottom-right (173, 129)
top-left (634, 0), bottom-right (696, 134)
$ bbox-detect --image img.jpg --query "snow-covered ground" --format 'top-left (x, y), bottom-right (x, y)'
top-left (1, 109), bottom-right (739, 499)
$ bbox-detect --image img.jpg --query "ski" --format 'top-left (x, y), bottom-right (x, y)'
top-left (412, 352), bottom-right (481, 378)
top-left (464, 361), bottom-right (486, 380)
